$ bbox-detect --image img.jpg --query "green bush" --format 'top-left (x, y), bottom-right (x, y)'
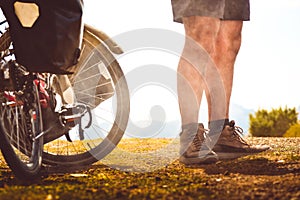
top-left (284, 123), bottom-right (300, 137)
top-left (249, 107), bottom-right (298, 137)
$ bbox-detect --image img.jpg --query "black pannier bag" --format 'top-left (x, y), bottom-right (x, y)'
top-left (1, 0), bottom-right (83, 74)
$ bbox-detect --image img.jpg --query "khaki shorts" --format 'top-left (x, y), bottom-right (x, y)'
top-left (171, 0), bottom-right (250, 23)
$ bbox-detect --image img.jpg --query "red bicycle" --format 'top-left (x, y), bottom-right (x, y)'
top-left (0, 1), bottom-right (130, 180)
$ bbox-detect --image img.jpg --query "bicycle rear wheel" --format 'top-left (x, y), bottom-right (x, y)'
top-left (42, 27), bottom-right (130, 166)
top-left (0, 76), bottom-right (43, 180)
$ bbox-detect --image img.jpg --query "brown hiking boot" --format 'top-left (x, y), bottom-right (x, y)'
top-left (213, 120), bottom-right (270, 160)
top-left (179, 123), bottom-right (218, 165)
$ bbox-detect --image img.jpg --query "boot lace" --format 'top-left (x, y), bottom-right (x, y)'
top-left (192, 126), bottom-right (213, 152)
top-left (231, 125), bottom-right (249, 146)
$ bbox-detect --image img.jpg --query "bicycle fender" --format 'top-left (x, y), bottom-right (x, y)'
top-left (84, 24), bottom-right (123, 55)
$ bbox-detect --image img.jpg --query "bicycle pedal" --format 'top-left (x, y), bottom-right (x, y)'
top-left (59, 103), bottom-right (91, 128)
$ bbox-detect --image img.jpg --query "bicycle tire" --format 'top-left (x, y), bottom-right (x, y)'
top-left (0, 81), bottom-right (43, 180)
top-left (42, 27), bottom-right (130, 166)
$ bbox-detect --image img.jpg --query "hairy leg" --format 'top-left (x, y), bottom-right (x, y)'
top-left (206, 20), bottom-right (243, 120)
top-left (178, 16), bottom-right (219, 126)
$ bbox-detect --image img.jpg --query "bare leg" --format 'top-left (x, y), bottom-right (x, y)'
top-left (206, 20), bottom-right (243, 121)
top-left (178, 16), bottom-right (219, 126)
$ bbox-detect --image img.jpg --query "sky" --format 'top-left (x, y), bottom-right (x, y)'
top-left (84, 0), bottom-right (300, 109)
top-left (83, 0), bottom-right (300, 129)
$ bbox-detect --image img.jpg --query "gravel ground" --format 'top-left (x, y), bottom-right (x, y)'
top-left (0, 137), bottom-right (298, 200)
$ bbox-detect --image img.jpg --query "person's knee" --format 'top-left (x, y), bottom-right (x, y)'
top-left (224, 33), bottom-right (242, 56)
top-left (219, 21), bottom-right (243, 52)
top-left (183, 16), bottom-right (219, 54)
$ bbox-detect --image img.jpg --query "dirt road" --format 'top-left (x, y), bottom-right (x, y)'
top-left (0, 137), bottom-right (299, 200)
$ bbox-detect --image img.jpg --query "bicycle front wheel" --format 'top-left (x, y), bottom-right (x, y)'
top-left (42, 27), bottom-right (130, 166)
top-left (0, 78), bottom-right (43, 180)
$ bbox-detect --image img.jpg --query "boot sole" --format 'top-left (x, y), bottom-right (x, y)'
top-left (179, 155), bottom-right (218, 165)
top-left (216, 150), bottom-right (269, 160)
